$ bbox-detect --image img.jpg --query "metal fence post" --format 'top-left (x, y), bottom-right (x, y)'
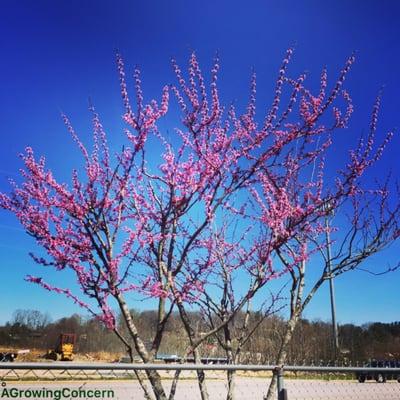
top-left (276, 366), bottom-right (288, 400)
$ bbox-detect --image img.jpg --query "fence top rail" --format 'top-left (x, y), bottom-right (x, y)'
top-left (283, 365), bottom-right (400, 373)
top-left (0, 362), bottom-right (273, 371)
top-left (1, 362), bottom-right (400, 373)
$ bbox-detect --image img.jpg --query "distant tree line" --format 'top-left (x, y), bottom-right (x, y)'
top-left (1, 309), bottom-right (399, 363)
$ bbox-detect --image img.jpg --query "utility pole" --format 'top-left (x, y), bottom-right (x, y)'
top-left (324, 202), bottom-right (339, 359)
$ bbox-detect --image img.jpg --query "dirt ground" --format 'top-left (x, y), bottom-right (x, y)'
top-left (0, 346), bottom-right (124, 363)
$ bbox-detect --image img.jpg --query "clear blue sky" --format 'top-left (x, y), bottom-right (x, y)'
top-left (0, 0), bottom-right (399, 326)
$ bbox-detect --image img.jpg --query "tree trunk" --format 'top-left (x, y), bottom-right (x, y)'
top-left (174, 298), bottom-right (210, 400)
top-left (114, 329), bottom-right (154, 400)
top-left (224, 325), bottom-right (236, 400)
top-left (264, 317), bottom-right (298, 400)
top-left (226, 369), bottom-right (236, 400)
top-left (194, 347), bottom-right (210, 400)
top-left (116, 293), bottom-right (168, 400)
top-left (168, 370), bottom-right (181, 400)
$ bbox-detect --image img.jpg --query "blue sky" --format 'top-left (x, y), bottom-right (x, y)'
top-left (0, 0), bottom-right (399, 326)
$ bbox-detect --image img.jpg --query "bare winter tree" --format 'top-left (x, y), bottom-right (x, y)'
top-left (11, 309), bottom-right (52, 331)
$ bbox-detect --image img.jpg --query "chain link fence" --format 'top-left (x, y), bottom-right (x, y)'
top-left (1, 362), bottom-right (400, 399)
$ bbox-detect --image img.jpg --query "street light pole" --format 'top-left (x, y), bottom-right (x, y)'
top-left (324, 203), bottom-right (339, 359)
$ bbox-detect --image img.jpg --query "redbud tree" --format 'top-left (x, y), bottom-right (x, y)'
top-left (1, 49), bottom-right (399, 400)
